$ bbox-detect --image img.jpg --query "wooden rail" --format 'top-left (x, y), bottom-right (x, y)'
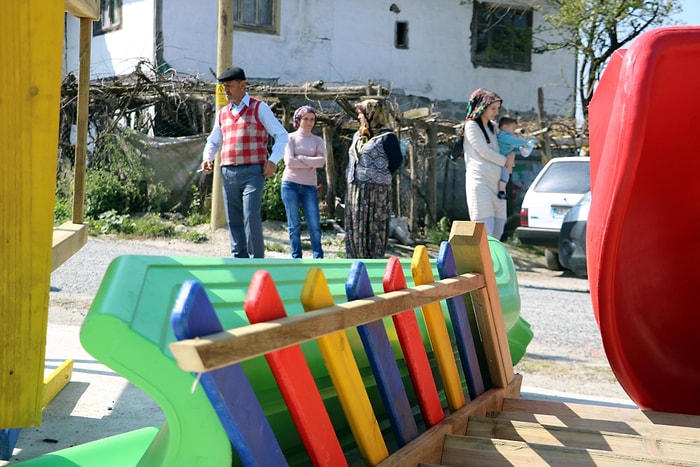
top-left (169, 272), bottom-right (484, 372)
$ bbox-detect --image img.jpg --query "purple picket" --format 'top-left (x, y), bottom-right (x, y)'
top-left (170, 279), bottom-right (288, 467)
top-left (437, 242), bottom-right (485, 399)
top-left (345, 261), bottom-right (419, 447)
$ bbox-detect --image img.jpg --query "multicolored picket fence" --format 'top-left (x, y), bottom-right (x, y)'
top-left (17, 221), bottom-right (526, 466)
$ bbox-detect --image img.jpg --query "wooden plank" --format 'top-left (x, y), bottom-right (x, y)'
top-left (489, 410), bottom-right (700, 441)
top-left (377, 375), bottom-right (523, 467)
top-left (64, 0), bottom-right (99, 19)
top-left (401, 108), bottom-right (430, 119)
top-left (169, 272), bottom-right (485, 373)
top-left (502, 398), bottom-right (700, 429)
top-left (440, 435), bottom-right (700, 467)
top-left (244, 271), bottom-right (347, 466)
top-left (466, 417), bottom-right (700, 463)
top-left (448, 222), bottom-right (514, 388)
top-left (301, 268), bottom-right (389, 465)
top-left (71, 17), bottom-right (92, 223)
top-left (345, 261), bottom-right (419, 447)
top-left (411, 245), bottom-right (466, 411)
top-left (382, 256), bottom-right (444, 428)
top-left (42, 359), bottom-right (73, 408)
top-left (1, 0), bottom-right (64, 428)
top-left (51, 222), bottom-right (87, 272)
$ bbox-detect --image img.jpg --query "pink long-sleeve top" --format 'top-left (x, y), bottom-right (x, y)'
top-left (282, 129), bottom-right (326, 186)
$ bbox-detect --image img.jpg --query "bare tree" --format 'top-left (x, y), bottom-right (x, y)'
top-left (535, 0), bottom-right (681, 124)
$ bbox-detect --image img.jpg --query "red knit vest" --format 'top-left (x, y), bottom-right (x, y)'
top-left (219, 98), bottom-right (269, 166)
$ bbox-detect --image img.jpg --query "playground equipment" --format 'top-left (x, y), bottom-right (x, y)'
top-left (588, 26), bottom-right (700, 415)
top-left (1, 0), bottom-right (96, 456)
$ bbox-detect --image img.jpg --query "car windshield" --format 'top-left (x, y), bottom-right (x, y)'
top-left (534, 161), bottom-right (590, 194)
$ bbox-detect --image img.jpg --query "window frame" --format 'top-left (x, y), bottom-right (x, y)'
top-left (93, 0), bottom-right (123, 36)
top-left (233, 0), bottom-right (279, 35)
top-left (395, 21), bottom-right (409, 49)
top-left (471, 1), bottom-right (532, 71)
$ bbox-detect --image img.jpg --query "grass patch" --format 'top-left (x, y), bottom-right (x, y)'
top-left (265, 242), bottom-right (286, 253)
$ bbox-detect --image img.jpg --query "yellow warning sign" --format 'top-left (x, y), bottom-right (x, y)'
top-left (216, 84), bottom-right (227, 106)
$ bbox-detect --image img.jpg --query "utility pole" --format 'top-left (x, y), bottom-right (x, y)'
top-left (211, 0), bottom-right (233, 230)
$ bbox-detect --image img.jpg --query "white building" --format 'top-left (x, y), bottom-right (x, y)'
top-left (63, 0), bottom-right (577, 119)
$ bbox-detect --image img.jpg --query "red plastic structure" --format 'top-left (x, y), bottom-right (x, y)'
top-left (588, 26), bottom-right (700, 415)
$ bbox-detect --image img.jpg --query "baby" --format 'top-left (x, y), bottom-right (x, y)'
top-left (496, 116), bottom-right (535, 200)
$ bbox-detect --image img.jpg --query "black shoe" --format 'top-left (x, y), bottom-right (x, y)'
top-left (498, 191), bottom-right (508, 200)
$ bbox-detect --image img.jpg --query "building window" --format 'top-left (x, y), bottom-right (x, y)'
top-left (395, 21), bottom-right (409, 49)
top-left (234, 0), bottom-right (278, 34)
top-left (93, 0), bottom-right (123, 36)
top-left (471, 1), bottom-right (532, 71)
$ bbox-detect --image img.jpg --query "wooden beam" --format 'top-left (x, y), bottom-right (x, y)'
top-left (42, 359), bottom-right (73, 408)
top-left (322, 126), bottom-right (336, 219)
top-left (52, 222), bottom-right (88, 272)
top-left (71, 17), bottom-right (91, 223)
top-left (65, 0), bottom-right (99, 20)
top-left (169, 273), bottom-right (485, 373)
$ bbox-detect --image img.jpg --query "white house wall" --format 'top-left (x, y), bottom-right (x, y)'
top-left (64, 0), bottom-right (576, 117)
top-left (65, 0), bottom-right (156, 78)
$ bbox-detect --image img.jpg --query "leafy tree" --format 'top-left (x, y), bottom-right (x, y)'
top-left (536, 0), bottom-right (681, 123)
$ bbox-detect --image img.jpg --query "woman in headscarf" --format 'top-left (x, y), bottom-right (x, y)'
top-left (344, 99), bottom-right (403, 258)
top-left (281, 105), bottom-right (326, 258)
top-left (463, 88), bottom-right (515, 240)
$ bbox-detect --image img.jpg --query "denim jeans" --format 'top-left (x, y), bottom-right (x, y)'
top-left (281, 180), bottom-right (323, 258)
top-left (221, 164), bottom-right (265, 258)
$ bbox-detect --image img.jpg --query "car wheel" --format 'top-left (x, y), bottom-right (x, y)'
top-left (545, 249), bottom-right (563, 271)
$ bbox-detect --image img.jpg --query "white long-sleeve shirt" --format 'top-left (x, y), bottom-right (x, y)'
top-left (202, 93), bottom-right (289, 164)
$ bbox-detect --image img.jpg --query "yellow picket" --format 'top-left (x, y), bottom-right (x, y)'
top-left (411, 246), bottom-right (466, 411)
top-left (300, 268), bottom-right (389, 465)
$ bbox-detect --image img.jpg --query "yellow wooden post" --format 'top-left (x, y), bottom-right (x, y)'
top-left (210, 0), bottom-right (234, 230)
top-left (0, 1), bottom-right (64, 427)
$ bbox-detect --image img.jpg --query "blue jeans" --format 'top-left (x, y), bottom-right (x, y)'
top-left (221, 164), bottom-right (265, 258)
top-left (281, 180), bottom-right (323, 258)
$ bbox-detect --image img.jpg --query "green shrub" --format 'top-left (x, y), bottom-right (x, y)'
top-left (262, 163), bottom-right (286, 221)
top-left (81, 129), bottom-right (171, 219)
top-left (427, 216), bottom-right (452, 245)
top-left (90, 210), bottom-right (136, 235)
top-left (54, 161), bottom-right (75, 225)
top-left (179, 231), bottom-right (209, 244)
top-left (85, 170), bottom-right (132, 217)
top-left (131, 213), bottom-right (175, 238)
top-left (183, 184), bottom-right (209, 226)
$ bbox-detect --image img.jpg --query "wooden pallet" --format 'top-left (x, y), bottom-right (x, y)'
top-left (406, 397), bottom-right (700, 466)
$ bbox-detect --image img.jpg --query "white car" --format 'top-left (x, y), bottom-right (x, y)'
top-left (515, 156), bottom-right (591, 270)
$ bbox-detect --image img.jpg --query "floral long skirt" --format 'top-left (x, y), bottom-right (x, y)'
top-left (344, 181), bottom-right (392, 259)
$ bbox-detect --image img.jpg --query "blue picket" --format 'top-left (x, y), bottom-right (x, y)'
top-left (345, 261), bottom-right (419, 447)
top-left (437, 242), bottom-right (485, 399)
top-left (170, 280), bottom-right (288, 467)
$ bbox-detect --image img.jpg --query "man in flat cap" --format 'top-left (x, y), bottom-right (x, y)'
top-left (201, 66), bottom-right (288, 258)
